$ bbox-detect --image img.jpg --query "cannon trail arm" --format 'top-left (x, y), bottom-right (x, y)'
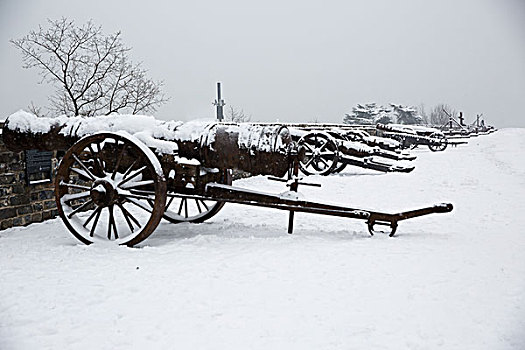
top-left (203, 183), bottom-right (453, 236)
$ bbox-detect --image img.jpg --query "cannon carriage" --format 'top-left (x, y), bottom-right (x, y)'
top-left (374, 123), bottom-right (453, 152)
top-left (2, 111), bottom-right (453, 246)
top-left (288, 127), bottom-right (416, 176)
top-left (237, 123), bottom-right (417, 176)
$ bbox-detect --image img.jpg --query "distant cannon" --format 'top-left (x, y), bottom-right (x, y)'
top-left (289, 127), bottom-right (416, 175)
top-left (375, 124), bottom-right (452, 151)
top-left (3, 111), bottom-right (453, 246)
top-left (224, 122), bottom-right (417, 176)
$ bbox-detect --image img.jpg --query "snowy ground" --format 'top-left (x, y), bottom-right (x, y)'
top-left (1, 129), bottom-right (524, 350)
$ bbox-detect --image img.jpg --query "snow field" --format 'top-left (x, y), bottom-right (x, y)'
top-left (1, 129), bottom-right (524, 349)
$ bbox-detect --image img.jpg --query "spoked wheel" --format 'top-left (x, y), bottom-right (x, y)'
top-left (297, 132), bottom-right (339, 175)
top-left (55, 132), bottom-right (167, 246)
top-left (162, 169), bottom-right (232, 223)
top-left (428, 133), bottom-right (448, 152)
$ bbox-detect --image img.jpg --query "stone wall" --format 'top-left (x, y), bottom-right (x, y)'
top-left (0, 122), bottom-right (59, 230)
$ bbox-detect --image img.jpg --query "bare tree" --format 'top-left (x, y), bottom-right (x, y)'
top-left (225, 105), bottom-right (251, 122)
top-left (417, 103), bottom-right (430, 125)
top-left (430, 103), bottom-right (456, 126)
top-left (11, 18), bottom-right (168, 117)
top-left (27, 101), bottom-right (46, 117)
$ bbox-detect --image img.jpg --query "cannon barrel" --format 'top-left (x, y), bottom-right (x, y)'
top-left (2, 111), bottom-right (293, 177)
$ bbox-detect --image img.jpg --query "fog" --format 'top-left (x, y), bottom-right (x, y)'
top-left (1, 0), bottom-right (524, 127)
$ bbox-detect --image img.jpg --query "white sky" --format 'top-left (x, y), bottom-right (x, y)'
top-left (0, 0), bottom-right (524, 127)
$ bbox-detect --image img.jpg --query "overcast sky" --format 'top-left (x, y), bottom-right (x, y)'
top-left (1, 0), bottom-right (524, 127)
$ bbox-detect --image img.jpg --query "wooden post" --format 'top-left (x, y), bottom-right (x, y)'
top-left (288, 157), bottom-right (300, 234)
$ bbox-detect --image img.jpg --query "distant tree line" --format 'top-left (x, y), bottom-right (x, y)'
top-left (343, 102), bottom-right (457, 126)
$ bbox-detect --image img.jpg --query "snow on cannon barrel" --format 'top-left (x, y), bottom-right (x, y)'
top-left (177, 123), bottom-right (293, 177)
top-left (2, 110), bottom-right (294, 177)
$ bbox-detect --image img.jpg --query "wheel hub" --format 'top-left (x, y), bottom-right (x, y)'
top-left (90, 179), bottom-right (118, 207)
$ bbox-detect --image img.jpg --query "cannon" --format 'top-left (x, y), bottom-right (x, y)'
top-left (2, 111), bottom-right (453, 246)
top-left (375, 123), bottom-right (456, 151)
top-left (207, 123), bottom-right (415, 176)
top-left (436, 111), bottom-right (497, 138)
top-left (289, 127), bottom-right (416, 175)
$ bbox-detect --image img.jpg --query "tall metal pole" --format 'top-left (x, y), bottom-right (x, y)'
top-left (213, 82), bottom-right (225, 121)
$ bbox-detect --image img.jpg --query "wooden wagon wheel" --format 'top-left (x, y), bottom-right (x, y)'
top-left (162, 169), bottom-right (232, 223)
top-left (297, 132), bottom-right (339, 176)
top-left (55, 132), bottom-right (166, 246)
top-left (428, 133), bottom-right (448, 152)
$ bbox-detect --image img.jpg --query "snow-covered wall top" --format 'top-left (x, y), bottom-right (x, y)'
top-left (7, 110), bottom-right (185, 138)
top-left (5, 110), bottom-right (190, 154)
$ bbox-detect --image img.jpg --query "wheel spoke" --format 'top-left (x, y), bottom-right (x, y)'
top-left (59, 181), bottom-right (91, 191)
top-left (72, 153), bottom-right (96, 181)
top-left (111, 205), bottom-right (119, 239)
top-left (302, 142), bottom-right (315, 153)
top-left (87, 144), bottom-right (104, 174)
top-left (61, 190), bottom-right (91, 202)
top-left (107, 205), bottom-right (116, 239)
top-left (127, 198), bottom-right (153, 213)
top-left (121, 192), bottom-right (155, 201)
top-left (70, 167), bottom-right (95, 181)
top-left (120, 180), bottom-right (154, 190)
top-left (195, 199), bottom-right (202, 213)
top-left (122, 159), bottom-right (138, 180)
top-left (117, 202), bottom-right (141, 231)
top-left (320, 151), bottom-right (335, 156)
top-left (178, 198), bottom-right (185, 215)
top-left (318, 157), bottom-right (330, 168)
top-left (67, 199), bottom-right (94, 219)
top-left (200, 200), bottom-right (209, 211)
top-left (165, 196), bottom-right (175, 211)
top-left (83, 206), bottom-right (102, 228)
top-left (147, 198), bottom-right (154, 209)
top-left (119, 166), bottom-right (147, 187)
top-left (112, 143), bottom-right (127, 180)
top-left (304, 156), bottom-right (315, 169)
top-left (89, 207), bottom-right (102, 237)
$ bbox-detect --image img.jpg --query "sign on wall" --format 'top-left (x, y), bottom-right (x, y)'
top-left (25, 150), bottom-right (53, 185)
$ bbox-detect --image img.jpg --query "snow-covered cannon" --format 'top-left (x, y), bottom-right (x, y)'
top-left (213, 122), bottom-right (417, 176)
top-left (375, 123), bottom-right (453, 151)
top-left (2, 111), bottom-right (453, 246)
top-left (288, 127), bottom-right (416, 175)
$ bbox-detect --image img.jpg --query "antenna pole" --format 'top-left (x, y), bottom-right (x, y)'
top-left (213, 82), bottom-right (225, 121)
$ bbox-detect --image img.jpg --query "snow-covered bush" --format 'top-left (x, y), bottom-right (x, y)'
top-left (390, 104), bottom-right (423, 125)
top-left (343, 103), bottom-right (392, 125)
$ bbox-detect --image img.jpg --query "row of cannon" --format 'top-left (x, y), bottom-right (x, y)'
top-left (2, 111), bottom-right (455, 246)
